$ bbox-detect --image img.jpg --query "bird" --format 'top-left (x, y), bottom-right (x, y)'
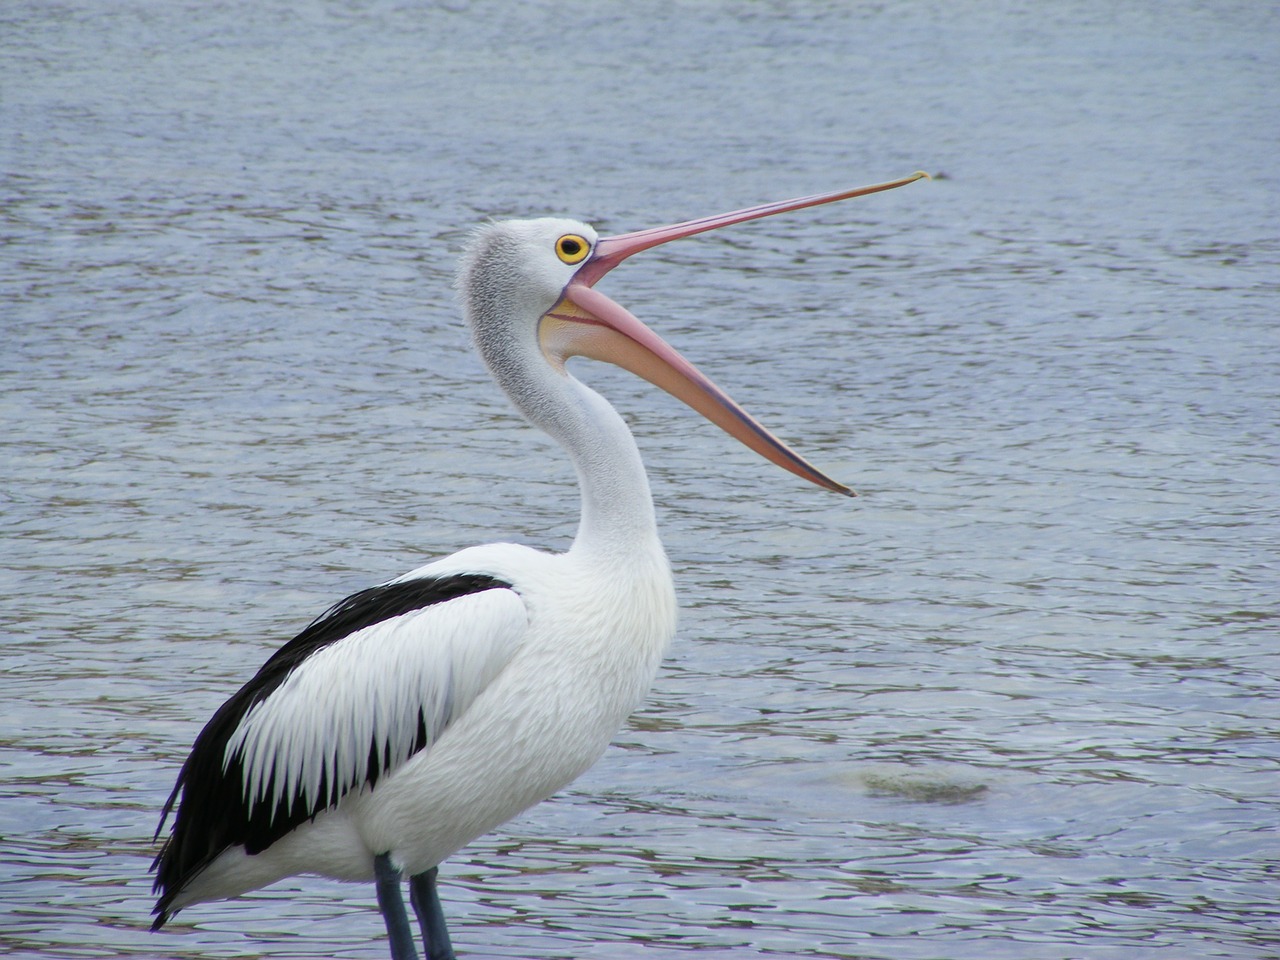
top-left (150, 171), bottom-right (928, 959)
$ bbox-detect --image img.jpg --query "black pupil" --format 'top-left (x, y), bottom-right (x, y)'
top-left (561, 238), bottom-right (581, 256)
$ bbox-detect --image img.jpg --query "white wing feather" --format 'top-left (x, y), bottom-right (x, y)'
top-left (224, 587), bottom-right (529, 819)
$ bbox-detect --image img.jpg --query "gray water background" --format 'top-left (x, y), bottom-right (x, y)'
top-left (3, 1), bottom-right (1277, 957)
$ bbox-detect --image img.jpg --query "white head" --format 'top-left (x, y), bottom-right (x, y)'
top-left (458, 217), bottom-right (598, 339)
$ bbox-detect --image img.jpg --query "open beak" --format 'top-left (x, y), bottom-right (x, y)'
top-left (539, 172), bottom-right (929, 497)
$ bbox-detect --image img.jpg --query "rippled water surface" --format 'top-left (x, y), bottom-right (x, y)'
top-left (4, 1), bottom-right (1278, 958)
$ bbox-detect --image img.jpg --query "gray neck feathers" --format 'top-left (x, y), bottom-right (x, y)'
top-left (460, 232), bottom-right (660, 556)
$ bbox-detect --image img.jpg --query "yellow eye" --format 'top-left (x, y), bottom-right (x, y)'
top-left (555, 234), bottom-right (591, 265)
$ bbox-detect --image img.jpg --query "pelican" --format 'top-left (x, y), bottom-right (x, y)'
top-left (151, 171), bottom-right (927, 958)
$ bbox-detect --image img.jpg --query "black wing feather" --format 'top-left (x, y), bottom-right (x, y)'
top-left (151, 572), bottom-right (511, 928)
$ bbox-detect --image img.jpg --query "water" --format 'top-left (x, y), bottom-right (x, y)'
top-left (3, 1), bottom-right (1277, 957)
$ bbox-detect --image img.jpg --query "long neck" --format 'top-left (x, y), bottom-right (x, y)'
top-left (555, 377), bottom-right (662, 558)
top-left (459, 226), bottom-right (663, 561)
top-left (522, 370), bottom-right (662, 559)
top-left (476, 325), bottom-right (662, 558)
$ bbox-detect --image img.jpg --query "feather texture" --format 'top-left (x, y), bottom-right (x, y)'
top-left (151, 572), bottom-right (520, 924)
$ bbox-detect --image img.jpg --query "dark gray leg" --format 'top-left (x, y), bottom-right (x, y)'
top-left (409, 866), bottom-right (457, 960)
top-left (374, 853), bottom-right (420, 960)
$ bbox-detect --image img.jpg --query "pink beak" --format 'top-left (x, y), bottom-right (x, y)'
top-left (540, 172), bottom-right (929, 497)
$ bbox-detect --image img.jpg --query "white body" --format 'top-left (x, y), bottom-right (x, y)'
top-left (170, 237), bottom-right (680, 906)
top-left (177, 538), bottom-right (675, 908)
